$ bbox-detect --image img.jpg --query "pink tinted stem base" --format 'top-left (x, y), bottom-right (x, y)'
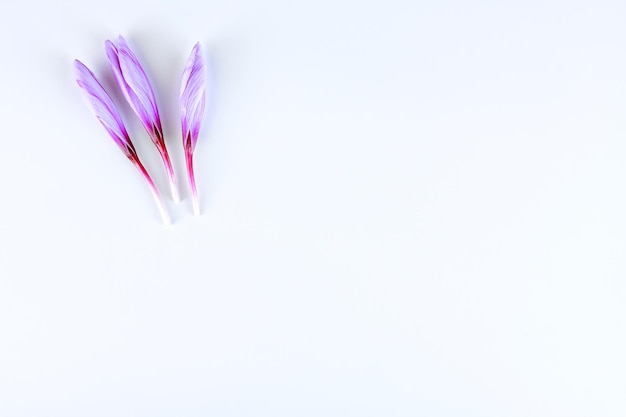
top-left (131, 156), bottom-right (172, 226)
top-left (185, 151), bottom-right (200, 216)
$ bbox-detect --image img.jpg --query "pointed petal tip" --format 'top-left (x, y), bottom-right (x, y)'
top-left (192, 42), bottom-right (202, 56)
top-left (73, 60), bottom-right (85, 82)
top-left (104, 39), bottom-right (117, 51)
top-left (105, 41), bottom-right (120, 66)
top-left (118, 34), bottom-right (130, 48)
top-left (73, 59), bottom-right (94, 82)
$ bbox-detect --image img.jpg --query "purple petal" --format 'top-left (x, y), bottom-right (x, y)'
top-left (105, 36), bottom-right (162, 137)
top-left (73, 60), bottom-right (134, 156)
top-left (104, 41), bottom-right (147, 130)
top-left (179, 42), bottom-right (206, 151)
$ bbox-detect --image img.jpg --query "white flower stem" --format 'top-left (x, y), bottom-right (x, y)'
top-left (133, 158), bottom-right (172, 226)
top-left (168, 174), bottom-right (180, 203)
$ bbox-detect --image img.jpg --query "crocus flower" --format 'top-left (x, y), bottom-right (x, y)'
top-left (179, 43), bottom-right (206, 216)
top-left (105, 35), bottom-right (179, 202)
top-left (74, 60), bottom-right (172, 226)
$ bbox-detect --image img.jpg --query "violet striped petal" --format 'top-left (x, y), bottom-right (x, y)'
top-left (180, 42), bottom-right (206, 152)
top-left (73, 60), bottom-right (134, 157)
top-left (106, 36), bottom-right (162, 136)
top-left (179, 43), bottom-right (206, 216)
top-left (73, 59), bottom-right (171, 225)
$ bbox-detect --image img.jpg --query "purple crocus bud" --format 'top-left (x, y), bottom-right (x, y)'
top-left (179, 43), bottom-right (206, 216)
top-left (105, 36), bottom-right (179, 202)
top-left (74, 59), bottom-right (171, 226)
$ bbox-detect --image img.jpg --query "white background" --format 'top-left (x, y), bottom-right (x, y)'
top-left (1, 0), bottom-right (625, 416)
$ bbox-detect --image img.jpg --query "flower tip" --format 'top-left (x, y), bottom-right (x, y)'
top-left (73, 60), bottom-right (93, 84)
top-left (104, 39), bottom-right (117, 51)
top-left (105, 41), bottom-right (120, 66)
top-left (192, 42), bottom-right (202, 56)
top-left (118, 34), bottom-right (130, 48)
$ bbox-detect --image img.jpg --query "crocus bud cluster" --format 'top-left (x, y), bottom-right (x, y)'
top-left (74, 36), bottom-right (207, 225)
